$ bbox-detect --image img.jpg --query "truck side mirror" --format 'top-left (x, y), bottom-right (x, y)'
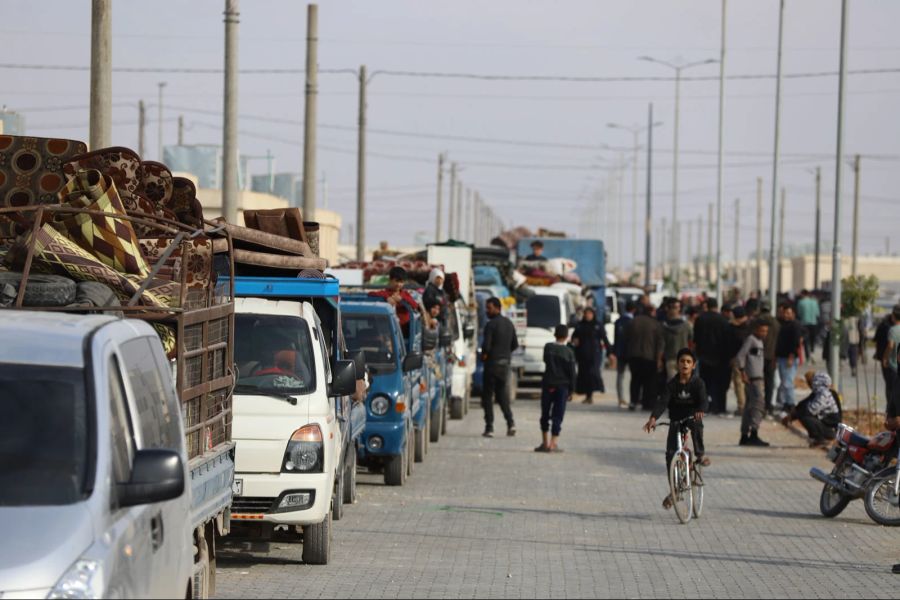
top-left (351, 350), bottom-right (367, 381)
top-left (403, 352), bottom-right (424, 372)
top-left (330, 359), bottom-right (357, 397)
top-left (116, 449), bottom-right (185, 508)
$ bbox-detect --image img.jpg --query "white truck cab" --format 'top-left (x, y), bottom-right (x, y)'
top-left (521, 286), bottom-right (576, 383)
top-left (231, 296), bottom-right (346, 564)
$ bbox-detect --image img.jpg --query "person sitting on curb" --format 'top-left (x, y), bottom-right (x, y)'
top-left (536, 324), bottom-right (577, 454)
top-left (782, 371), bottom-right (842, 449)
top-left (643, 348), bottom-right (710, 510)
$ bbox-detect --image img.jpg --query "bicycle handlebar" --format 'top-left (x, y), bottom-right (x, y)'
top-left (654, 416), bottom-right (697, 428)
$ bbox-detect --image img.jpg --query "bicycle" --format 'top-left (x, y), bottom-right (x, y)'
top-left (654, 417), bottom-right (705, 524)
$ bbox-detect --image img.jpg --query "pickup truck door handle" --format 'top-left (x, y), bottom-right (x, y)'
top-left (150, 512), bottom-right (164, 552)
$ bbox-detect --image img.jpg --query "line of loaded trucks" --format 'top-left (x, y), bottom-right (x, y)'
top-left (0, 134), bottom-right (617, 599)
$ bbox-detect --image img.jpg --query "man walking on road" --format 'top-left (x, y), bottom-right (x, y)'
top-left (736, 319), bottom-right (771, 447)
top-left (775, 303), bottom-right (804, 412)
top-left (875, 306), bottom-right (899, 406)
top-left (729, 306), bottom-right (752, 417)
top-left (662, 299), bottom-right (692, 379)
top-left (694, 297), bottom-right (732, 415)
top-left (625, 304), bottom-right (664, 411)
top-left (757, 300), bottom-right (781, 414)
top-left (614, 300), bottom-right (637, 408)
top-left (797, 290), bottom-right (821, 362)
top-left (481, 297), bottom-right (518, 438)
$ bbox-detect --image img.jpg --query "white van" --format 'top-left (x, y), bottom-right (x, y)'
top-left (521, 286), bottom-right (576, 383)
top-left (231, 293), bottom-right (356, 565)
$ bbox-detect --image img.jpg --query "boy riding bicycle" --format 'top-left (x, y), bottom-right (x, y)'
top-left (643, 348), bottom-right (709, 509)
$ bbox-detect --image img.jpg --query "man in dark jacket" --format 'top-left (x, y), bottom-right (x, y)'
top-left (875, 309), bottom-right (898, 406)
top-left (625, 305), bottom-right (664, 411)
top-left (644, 348), bottom-right (709, 509)
top-left (758, 300), bottom-right (781, 413)
top-left (536, 325), bottom-right (576, 453)
top-left (481, 297), bottom-right (519, 438)
top-left (775, 303), bottom-right (804, 410)
top-left (693, 297), bottom-right (731, 415)
top-left (614, 301), bottom-right (637, 408)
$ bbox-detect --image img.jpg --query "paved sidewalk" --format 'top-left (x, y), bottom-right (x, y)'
top-left (216, 390), bottom-right (898, 599)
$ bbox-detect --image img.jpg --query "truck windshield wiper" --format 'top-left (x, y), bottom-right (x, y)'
top-left (234, 385), bottom-right (298, 406)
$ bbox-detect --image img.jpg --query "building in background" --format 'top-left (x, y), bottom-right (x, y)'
top-left (251, 172), bottom-right (303, 207)
top-left (0, 108), bottom-right (25, 135)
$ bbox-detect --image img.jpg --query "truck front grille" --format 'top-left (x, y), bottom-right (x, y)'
top-left (231, 497), bottom-right (276, 514)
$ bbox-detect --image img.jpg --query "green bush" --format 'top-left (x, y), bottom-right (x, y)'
top-left (841, 274), bottom-right (879, 317)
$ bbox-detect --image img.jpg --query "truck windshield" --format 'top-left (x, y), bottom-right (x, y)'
top-left (343, 314), bottom-right (397, 372)
top-left (235, 314), bottom-right (317, 395)
top-left (0, 364), bottom-right (90, 506)
top-left (526, 295), bottom-right (562, 330)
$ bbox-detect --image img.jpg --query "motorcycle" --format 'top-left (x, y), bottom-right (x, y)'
top-left (809, 423), bottom-right (898, 518)
top-left (864, 441), bottom-right (900, 526)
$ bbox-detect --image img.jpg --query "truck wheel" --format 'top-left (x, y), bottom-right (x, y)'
top-left (449, 396), bottom-right (464, 420)
top-left (463, 390), bottom-right (469, 416)
top-left (343, 448), bottom-right (357, 504)
top-left (302, 511), bottom-right (332, 565)
top-left (441, 401), bottom-right (448, 435)
top-left (430, 404), bottom-right (442, 443)
top-left (332, 469), bottom-right (345, 522)
top-left (384, 451), bottom-right (406, 486)
top-left (415, 423), bottom-right (426, 463)
top-left (407, 426), bottom-right (415, 477)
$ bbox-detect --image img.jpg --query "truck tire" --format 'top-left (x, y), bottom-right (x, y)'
top-left (384, 451), bottom-right (406, 486)
top-left (343, 447), bottom-right (357, 505)
top-left (407, 426), bottom-right (415, 477)
top-left (332, 469), bottom-right (345, 522)
top-left (0, 272), bottom-right (76, 307)
top-left (441, 401), bottom-right (448, 435)
top-left (430, 403), bottom-right (442, 443)
top-left (449, 396), bottom-right (464, 420)
top-left (74, 281), bottom-right (120, 309)
top-left (414, 422), bottom-right (426, 463)
top-left (302, 510), bottom-right (332, 565)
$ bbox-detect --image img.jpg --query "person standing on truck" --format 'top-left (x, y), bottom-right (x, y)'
top-left (481, 297), bottom-right (518, 438)
top-left (525, 240), bottom-right (548, 262)
top-left (536, 324), bottom-right (577, 453)
top-left (369, 266), bottom-right (427, 335)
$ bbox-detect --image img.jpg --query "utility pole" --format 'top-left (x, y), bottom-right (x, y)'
top-left (464, 188), bottom-right (472, 243)
top-left (644, 103), bottom-right (654, 289)
top-left (830, 0), bottom-right (849, 388)
top-left (696, 215), bottom-right (702, 282)
top-left (355, 65), bottom-right (367, 261)
top-left (454, 180), bottom-right (463, 240)
top-left (221, 0), bottom-right (238, 224)
top-left (687, 220), bottom-right (693, 284)
top-left (814, 167), bottom-right (822, 289)
top-left (778, 187), bottom-right (786, 293)
top-left (89, 0), bottom-right (112, 150)
top-left (435, 153), bottom-right (444, 242)
top-left (448, 163), bottom-right (457, 240)
top-left (756, 176), bottom-right (763, 293)
top-left (157, 81), bottom-right (167, 161)
top-left (768, 0), bottom-right (785, 310)
top-left (733, 197), bottom-right (740, 282)
top-left (177, 115), bottom-right (184, 145)
top-left (715, 0), bottom-right (728, 303)
top-left (660, 219), bottom-right (667, 276)
top-left (137, 100), bottom-right (146, 157)
top-left (302, 3), bottom-right (318, 220)
top-left (851, 154), bottom-right (861, 277)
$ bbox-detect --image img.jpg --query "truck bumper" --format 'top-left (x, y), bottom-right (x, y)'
top-left (230, 471), bottom-right (331, 526)
top-left (359, 420), bottom-right (406, 460)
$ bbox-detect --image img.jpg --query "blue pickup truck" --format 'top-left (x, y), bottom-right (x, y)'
top-left (341, 295), bottom-right (427, 486)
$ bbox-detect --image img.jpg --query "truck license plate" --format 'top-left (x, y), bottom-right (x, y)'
top-left (232, 479), bottom-right (243, 496)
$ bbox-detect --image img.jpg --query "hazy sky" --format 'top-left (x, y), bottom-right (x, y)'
top-left (4, 0), bottom-right (900, 265)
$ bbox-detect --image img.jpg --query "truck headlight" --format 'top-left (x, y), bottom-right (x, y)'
top-left (283, 424), bottom-right (324, 473)
top-left (48, 559), bottom-right (104, 599)
top-left (370, 395), bottom-right (390, 416)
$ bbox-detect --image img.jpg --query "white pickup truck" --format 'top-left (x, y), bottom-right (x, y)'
top-left (229, 276), bottom-right (358, 565)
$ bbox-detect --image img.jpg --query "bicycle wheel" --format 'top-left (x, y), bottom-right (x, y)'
top-left (668, 454), bottom-right (693, 524)
top-left (691, 464), bottom-right (704, 519)
top-left (864, 474), bottom-right (900, 527)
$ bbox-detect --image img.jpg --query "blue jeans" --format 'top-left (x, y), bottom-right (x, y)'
top-left (540, 385), bottom-right (569, 436)
top-left (777, 358), bottom-right (798, 408)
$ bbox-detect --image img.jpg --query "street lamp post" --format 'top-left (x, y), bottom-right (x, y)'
top-left (638, 55), bottom-right (716, 287)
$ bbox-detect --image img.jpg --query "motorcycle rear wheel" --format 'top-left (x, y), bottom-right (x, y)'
top-left (864, 475), bottom-right (900, 527)
top-left (819, 483), bottom-right (852, 518)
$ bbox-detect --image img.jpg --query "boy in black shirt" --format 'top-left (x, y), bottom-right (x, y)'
top-left (644, 348), bottom-right (709, 508)
top-left (536, 325), bottom-right (576, 453)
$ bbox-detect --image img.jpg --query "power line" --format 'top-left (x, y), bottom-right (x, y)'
top-left (2, 62), bottom-right (900, 81)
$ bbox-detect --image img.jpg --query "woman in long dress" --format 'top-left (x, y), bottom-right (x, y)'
top-left (571, 307), bottom-right (610, 404)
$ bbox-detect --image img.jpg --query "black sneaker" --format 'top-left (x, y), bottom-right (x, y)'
top-left (483, 430), bottom-right (494, 438)
top-left (507, 426), bottom-right (517, 437)
top-left (739, 434), bottom-right (750, 446)
top-left (747, 432), bottom-right (771, 447)
top-left (892, 563), bottom-right (900, 574)
top-left (534, 444), bottom-right (550, 453)
top-left (628, 404), bottom-right (637, 412)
